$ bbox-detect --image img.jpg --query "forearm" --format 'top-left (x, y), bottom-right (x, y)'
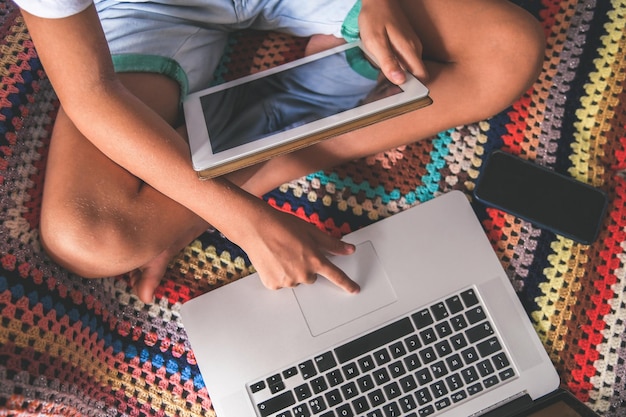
top-left (20, 6), bottom-right (266, 242)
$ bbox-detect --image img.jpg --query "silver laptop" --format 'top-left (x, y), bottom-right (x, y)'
top-left (181, 190), bottom-right (596, 417)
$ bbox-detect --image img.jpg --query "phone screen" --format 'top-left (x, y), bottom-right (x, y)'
top-left (474, 151), bottom-right (608, 244)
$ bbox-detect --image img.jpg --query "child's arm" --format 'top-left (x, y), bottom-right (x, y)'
top-left (20, 6), bottom-right (359, 294)
top-left (358, 0), bottom-right (429, 84)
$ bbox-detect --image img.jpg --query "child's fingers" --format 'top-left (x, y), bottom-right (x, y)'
top-left (313, 232), bottom-right (359, 293)
top-left (363, 35), bottom-right (407, 85)
top-left (389, 32), bottom-right (429, 81)
top-left (319, 261), bottom-right (361, 294)
top-left (132, 270), bottom-right (161, 304)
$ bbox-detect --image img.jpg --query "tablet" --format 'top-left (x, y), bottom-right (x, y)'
top-left (183, 41), bottom-right (432, 179)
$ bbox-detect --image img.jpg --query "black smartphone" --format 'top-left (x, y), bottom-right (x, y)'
top-left (474, 150), bottom-right (608, 245)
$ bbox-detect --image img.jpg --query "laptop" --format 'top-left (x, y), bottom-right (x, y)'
top-left (181, 190), bottom-right (600, 417)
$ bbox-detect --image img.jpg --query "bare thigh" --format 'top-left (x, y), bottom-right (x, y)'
top-left (40, 72), bottom-right (206, 277)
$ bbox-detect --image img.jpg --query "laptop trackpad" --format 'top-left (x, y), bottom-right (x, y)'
top-left (293, 241), bottom-right (397, 336)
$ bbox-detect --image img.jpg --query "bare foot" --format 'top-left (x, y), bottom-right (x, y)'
top-left (129, 220), bottom-right (209, 303)
top-left (129, 247), bottom-right (175, 303)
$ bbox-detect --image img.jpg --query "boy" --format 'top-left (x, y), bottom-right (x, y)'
top-left (15, 0), bottom-right (545, 303)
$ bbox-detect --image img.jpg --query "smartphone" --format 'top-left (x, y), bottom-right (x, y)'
top-left (474, 150), bottom-right (608, 244)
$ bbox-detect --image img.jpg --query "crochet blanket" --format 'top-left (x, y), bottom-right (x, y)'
top-left (1, 0), bottom-right (625, 415)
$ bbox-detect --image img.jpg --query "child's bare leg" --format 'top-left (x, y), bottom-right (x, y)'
top-left (40, 73), bottom-right (209, 300)
top-left (229, 0), bottom-right (546, 193)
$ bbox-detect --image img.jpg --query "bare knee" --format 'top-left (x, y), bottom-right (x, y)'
top-left (39, 197), bottom-right (145, 278)
top-left (473, 3), bottom-right (546, 111)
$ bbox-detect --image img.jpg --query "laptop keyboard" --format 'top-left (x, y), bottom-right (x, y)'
top-left (248, 288), bottom-right (516, 417)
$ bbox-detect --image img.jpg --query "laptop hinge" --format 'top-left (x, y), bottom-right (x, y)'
top-left (470, 392), bottom-right (533, 417)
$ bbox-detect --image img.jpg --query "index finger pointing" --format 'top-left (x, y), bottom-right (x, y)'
top-left (318, 262), bottom-right (361, 294)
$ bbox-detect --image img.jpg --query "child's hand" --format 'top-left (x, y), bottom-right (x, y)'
top-left (239, 204), bottom-right (360, 294)
top-left (358, 0), bottom-right (429, 84)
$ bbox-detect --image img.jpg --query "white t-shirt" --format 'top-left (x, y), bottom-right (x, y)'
top-left (13, 0), bottom-right (92, 18)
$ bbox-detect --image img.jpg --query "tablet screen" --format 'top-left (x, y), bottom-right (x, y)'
top-left (199, 45), bottom-right (401, 154)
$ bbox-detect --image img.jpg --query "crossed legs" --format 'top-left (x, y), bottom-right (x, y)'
top-left (40, 0), bottom-right (545, 301)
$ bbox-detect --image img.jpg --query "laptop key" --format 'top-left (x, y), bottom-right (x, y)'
top-left (467, 382), bottom-right (483, 395)
top-left (434, 339), bottom-right (452, 357)
top-left (412, 309), bottom-right (434, 329)
top-left (419, 346), bottom-right (437, 364)
top-left (492, 352), bottom-right (510, 369)
top-left (381, 401), bottom-right (401, 417)
top-left (430, 361), bottom-right (448, 378)
top-left (352, 396), bottom-right (370, 414)
top-left (389, 341), bottom-right (407, 358)
top-left (341, 381), bottom-right (358, 400)
top-left (446, 353), bottom-right (463, 371)
top-left (257, 391), bottom-right (296, 417)
top-left (342, 362), bottom-right (360, 379)
top-left (430, 381), bottom-right (448, 398)
top-left (283, 367), bottom-right (298, 379)
top-left (309, 396), bottom-right (327, 413)
top-left (383, 381), bottom-right (402, 400)
top-left (388, 361), bottom-right (406, 378)
top-left (434, 397), bottom-right (451, 411)
top-left (310, 376), bottom-right (328, 394)
top-left (336, 404), bottom-right (354, 417)
top-left (445, 295), bottom-right (464, 314)
top-left (434, 321), bottom-right (453, 338)
top-left (460, 366), bottom-right (479, 384)
top-left (334, 318), bottom-right (414, 364)
top-left (357, 374), bottom-right (375, 392)
top-left (404, 334), bottom-right (422, 351)
top-left (368, 388), bottom-right (386, 407)
top-left (419, 328), bottom-right (437, 345)
top-left (461, 346), bottom-right (479, 364)
top-left (450, 314), bottom-right (468, 331)
top-left (466, 306), bottom-right (487, 324)
top-left (294, 384), bottom-right (312, 401)
top-left (477, 359), bottom-right (495, 377)
top-left (298, 360), bottom-right (317, 379)
top-left (373, 368), bottom-right (391, 385)
top-left (451, 390), bottom-right (467, 403)
top-left (315, 352), bottom-right (337, 373)
top-left (374, 348), bottom-right (391, 366)
top-left (292, 403), bottom-right (310, 417)
top-left (399, 374), bottom-right (417, 393)
top-left (404, 353), bottom-right (421, 371)
top-left (445, 373), bottom-right (464, 391)
top-left (399, 394), bottom-right (418, 412)
top-left (460, 289), bottom-right (479, 307)
top-left (358, 355), bottom-right (376, 372)
top-left (499, 368), bottom-right (516, 381)
top-left (415, 368), bottom-right (433, 385)
top-left (483, 375), bottom-right (499, 388)
top-left (430, 302), bottom-right (449, 321)
top-left (465, 321), bottom-right (494, 344)
top-left (270, 381), bottom-right (285, 394)
top-left (418, 404), bottom-right (435, 416)
top-left (477, 337), bottom-right (502, 357)
top-left (325, 388), bottom-right (342, 407)
top-left (415, 388), bottom-right (432, 405)
top-left (326, 369), bottom-right (344, 387)
top-left (250, 380), bottom-right (266, 393)
top-left (450, 333), bottom-right (468, 350)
